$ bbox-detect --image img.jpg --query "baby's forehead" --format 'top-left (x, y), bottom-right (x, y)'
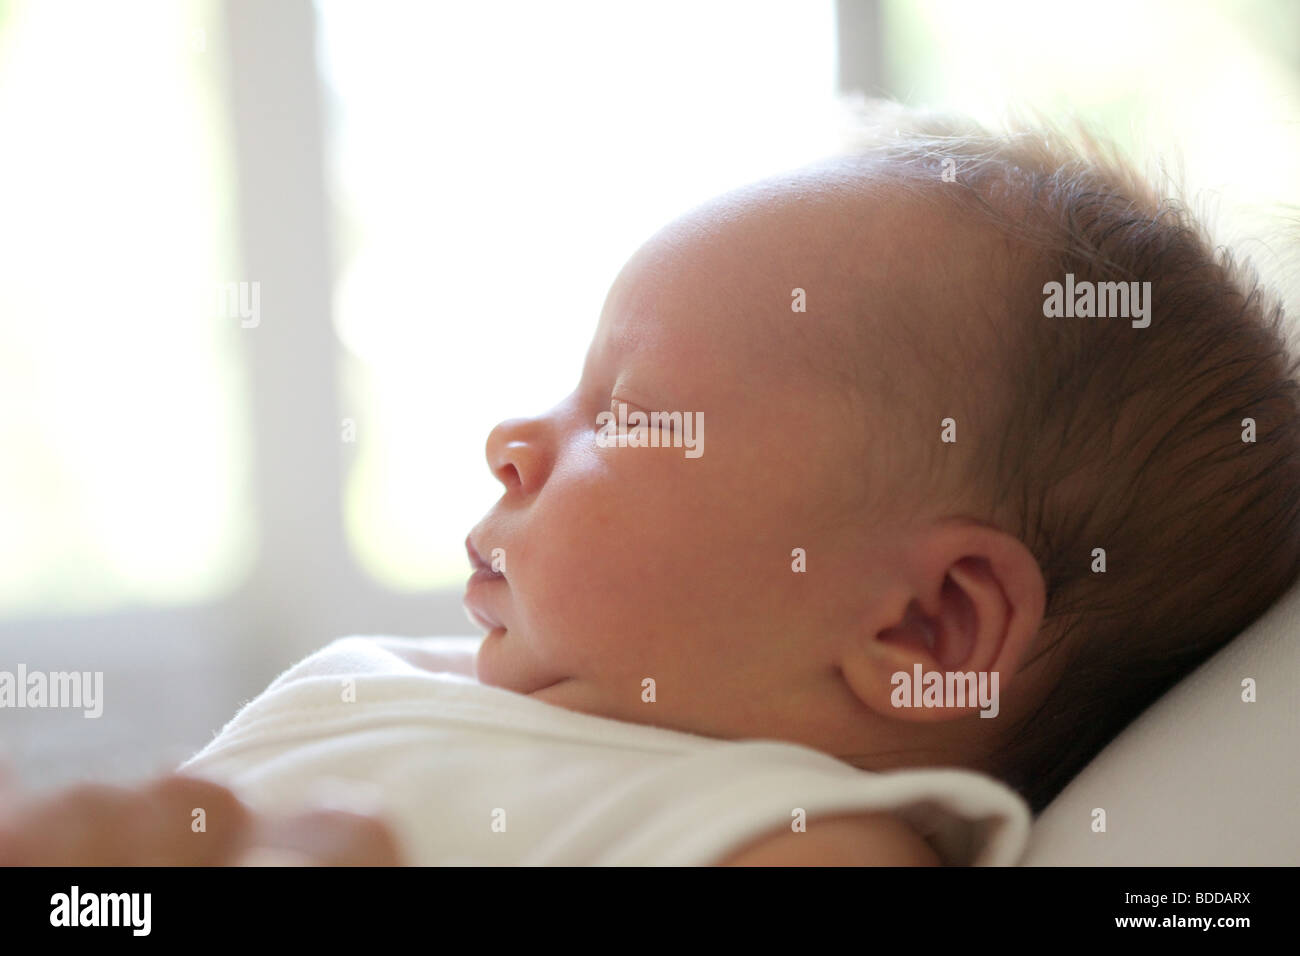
top-left (599, 167), bottom-right (1001, 381)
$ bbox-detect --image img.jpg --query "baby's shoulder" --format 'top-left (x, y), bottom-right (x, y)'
top-left (714, 810), bottom-right (941, 867)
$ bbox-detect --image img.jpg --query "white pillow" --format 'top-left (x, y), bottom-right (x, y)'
top-left (1021, 573), bottom-right (1300, 864)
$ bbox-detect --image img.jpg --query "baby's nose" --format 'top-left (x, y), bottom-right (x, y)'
top-left (485, 417), bottom-right (549, 494)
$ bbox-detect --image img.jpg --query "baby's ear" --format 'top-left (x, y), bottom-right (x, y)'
top-left (840, 522), bottom-right (1045, 723)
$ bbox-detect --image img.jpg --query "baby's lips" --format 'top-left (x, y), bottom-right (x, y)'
top-left (463, 594), bottom-right (505, 631)
top-left (465, 533), bottom-right (504, 577)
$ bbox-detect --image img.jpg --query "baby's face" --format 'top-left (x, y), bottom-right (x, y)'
top-left (466, 165), bottom-right (1044, 764)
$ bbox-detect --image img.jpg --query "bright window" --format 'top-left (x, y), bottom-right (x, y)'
top-left (318, 0), bottom-right (841, 589)
top-left (0, 0), bottom-right (252, 615)
top-left (883, 0), bottom-right (1300, 258)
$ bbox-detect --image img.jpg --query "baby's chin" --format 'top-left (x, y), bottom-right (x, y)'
top-left (474, 626), bottom-right (572, 697)
top-left (524, 676), bottom-right (582, 708)
top-left (525, 678), bottom-right (668, 733)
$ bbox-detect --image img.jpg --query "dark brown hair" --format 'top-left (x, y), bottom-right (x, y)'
top-left (846, 101), bottom-right (1300, 813)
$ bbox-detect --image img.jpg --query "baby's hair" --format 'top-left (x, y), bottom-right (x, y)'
top-left (842, 101), bottom-right (1300, 813)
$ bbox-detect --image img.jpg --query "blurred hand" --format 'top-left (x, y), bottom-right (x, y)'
top-left (0, 772), bottom-right (404, 866)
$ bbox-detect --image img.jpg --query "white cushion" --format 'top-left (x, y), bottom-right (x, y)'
top-left (1022, 573), bottom-right (1300, 864)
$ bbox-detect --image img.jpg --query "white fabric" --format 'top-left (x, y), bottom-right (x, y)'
top-left (1024, 572), bottom-right (1300, 865)
top-left (179, 635), bottom-right (1031, 866)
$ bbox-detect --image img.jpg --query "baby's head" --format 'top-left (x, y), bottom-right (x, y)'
top-left (465, 103), bottom-right (1300, 813)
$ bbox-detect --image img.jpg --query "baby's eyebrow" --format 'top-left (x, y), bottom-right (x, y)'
top-left (580, 329), bottom-right (632, 386)
top-left (609, 375), bottom-right (664, 410)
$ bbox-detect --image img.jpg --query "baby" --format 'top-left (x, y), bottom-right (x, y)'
top-left (462, 102), bottom-right (1300, 835)
top-left (5, 102), bottom-right (1299, 866)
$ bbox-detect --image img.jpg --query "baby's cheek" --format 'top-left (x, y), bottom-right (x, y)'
top-left (522, 512), bottom-right (632, 649)
top-left (531, 512), bottom-right (681, 668)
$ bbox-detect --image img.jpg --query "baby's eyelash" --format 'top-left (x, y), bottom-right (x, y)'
top-left (607, 398), bottom-right (674, 431)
